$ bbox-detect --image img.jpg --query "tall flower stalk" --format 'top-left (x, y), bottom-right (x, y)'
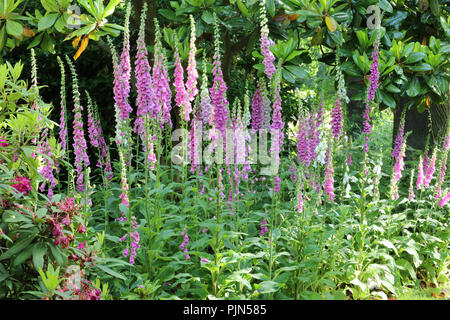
top-left (210, 13), bottom-right (229, 149)
top-left (259, 0), bottom-right (276, 79)
top-left (66, 56), bottom-right (90, 194)
top-left (174, 35), bottom-right (191, 122)
top-left (57, 56), bottom-right (68, 156)
top-left (363, 26), bottom-right (380, 154)
top-left (186, 15), bottom-right (198, 102)
top-left (153, 19), bottom-right (172, 127)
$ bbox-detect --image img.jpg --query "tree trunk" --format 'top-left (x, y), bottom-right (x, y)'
top-left (392, 91), bottom-right (450, 155)
top-left (131, 0), bottom-right (157, 47)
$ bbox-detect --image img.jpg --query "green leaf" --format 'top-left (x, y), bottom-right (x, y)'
top-left (13, 247), bottom-right (33, 266)
top-left (284, 65), bottom-right (308, 80)
top-left (266, 0), bottom-right (275, 17)
top-left (38, 13), bottom-right (59, 31)
top-left (378, 0), bottom-right (393, 13)
top-left (256, 280), bottom-right (279, 294)
top-left (355, 30), bottom-right (368, 49)
top-left (406, 63), bottom-right (432, 72)
top-left (201, 10), bottom-right (214, 25)
top-left (385, 84), bottom-right (401, 93)
top-left (32, 243), bottom-right (47, 271)
top-left (41, 0), bottom-right (59, 12)
top-left (341, 61), bottom-right (362, 77)
top-left (102, 0), bottom-right (122, 18)
top-left (404, 52), bottom-right (425, 64)
top-left (430, 0), bottom-right (440, 17)
top-left (406, 78), bottom-right (421, 97)
top-left (396, 258), bottom-right (416, 280)
top-left (3, 210), bottom-right (30, 223)
top-left (378, 239), bottom-right (398, 255)
top-left (236, 0), bottom-right (251, 19)
top-left (379, 90), bottom-right (396, 108)
top-left (0, 26), bottom-right (7, 52)
top-left (6, 20), bottom-right (23, 37)
top-left (97, 264), bottom-right (127, 280)
top-left (0, 234), bottom-right (36, 261)
top-left (384, 11), bottom-right (408, 27)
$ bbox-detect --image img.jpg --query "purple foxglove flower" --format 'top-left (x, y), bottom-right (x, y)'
top-left (174, 44), bottom-right (191, 122)
top-left (331, 98), bottom-right (343, 139)
top-left (66, 56), bottom-right (90, 193)
top-left (251, 87), bottom-right (263, 131)
top-left (259, 0), bottom-right (276, 79)
top-left (153, 19), bottom-right (172, 127)
top-left (134, 5), bottom-right (156, 136)
top-left (439, 191), bottom-right (450, 207)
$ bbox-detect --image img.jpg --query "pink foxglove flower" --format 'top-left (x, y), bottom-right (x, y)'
top-left (210, 18), bottom-right (229, 145)
top-left (186, 15), bottom-right (198, 101)
top-left (439, 191), bottom-right (450, 207)
top-left (259, 0), bottom-right (276, 79)
top-left (66, 56), bottom-right (90, 193)
top-left (180, 227), bottom-right (190, 260)
top-left (174, 43), bottom-right (191, 122)
top-left (331, 98), bottom-right (343, 139)
top-left (199, 59), bottom-right (213, 125)
top-left (251, 86), bottom-right (263, 131)
top-left (57, 57), bottom-right (68, 153)
top-left (153, 19), bottom-right (172, 127)
top-left (323, 147), bottom-right (335, 203)
top-left (363, 32), bottom-right (380, 153)
top-left (260, 218), bottom-right (269, 236)
top-left (134, 3), bottom-right (156, 137)
top-left (423, 149), bottom-right (436, 188)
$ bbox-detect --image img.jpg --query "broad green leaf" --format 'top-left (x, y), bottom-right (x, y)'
top-left (406, 78), bottom-right (420, 97)
top-left (284, 65), bottom-right (308, 80)
top-left (0, 26), bottom-right (7, 51)
top-left (396, 258), bottom-right (416, 280)
top-left (236, 0), bottom-right (251, 19)
top-left (0, 234), bottom-right (36, 261)
top-left (266, 0), bottom-right (275, 17)
top-left (379, 90), bottom-right (396, 108)
top-left (32, 243), bottom-right (47, 271)
top-left (102, 0), bottom-right (122, 19)
top-left (6, 20), bottom-right (23, 37)
top-left (407, 63), bottom-right (432, 72)
top-left (97, 264), bottom-right (127, 280)
top-left (38, 13), bottom-right (59, 31)
top-left (405, 52), bottom-right (425, 64)
top-left (430, 0), bottom-right (440, 17)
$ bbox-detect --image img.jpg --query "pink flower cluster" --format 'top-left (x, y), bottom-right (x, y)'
top-left (46, 197), bottom-right (85, 249)
top-left (121, 216), bottom-right (140, 264)
top-left (251, 88), bottom-right (263, 130)
top-left (0, 135), bottom-right (7, 148)
top-left (331, 98), bottom-right (343, 139)
top-left (259, 0), bottom-right (276, 79)
top-left (174, 47), bottom-right (191, 122)
top-left (153, 23), bottom-right (172, 127)
top-left (210, 54), bottom-right (229, 139)
top-left (260, 218), bottom-right (269, 236)
top-left (297, 103), bottom-right (323, 167)
top-left (11, 176), bottom-right (32, 195)
top-left (180, 227), bottom-right (190, 260)
top-left (113, 20), bottom-right (132, 122)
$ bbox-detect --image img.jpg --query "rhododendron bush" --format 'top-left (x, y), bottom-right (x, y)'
top-left (0, 1), bottom-right (448, 301)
